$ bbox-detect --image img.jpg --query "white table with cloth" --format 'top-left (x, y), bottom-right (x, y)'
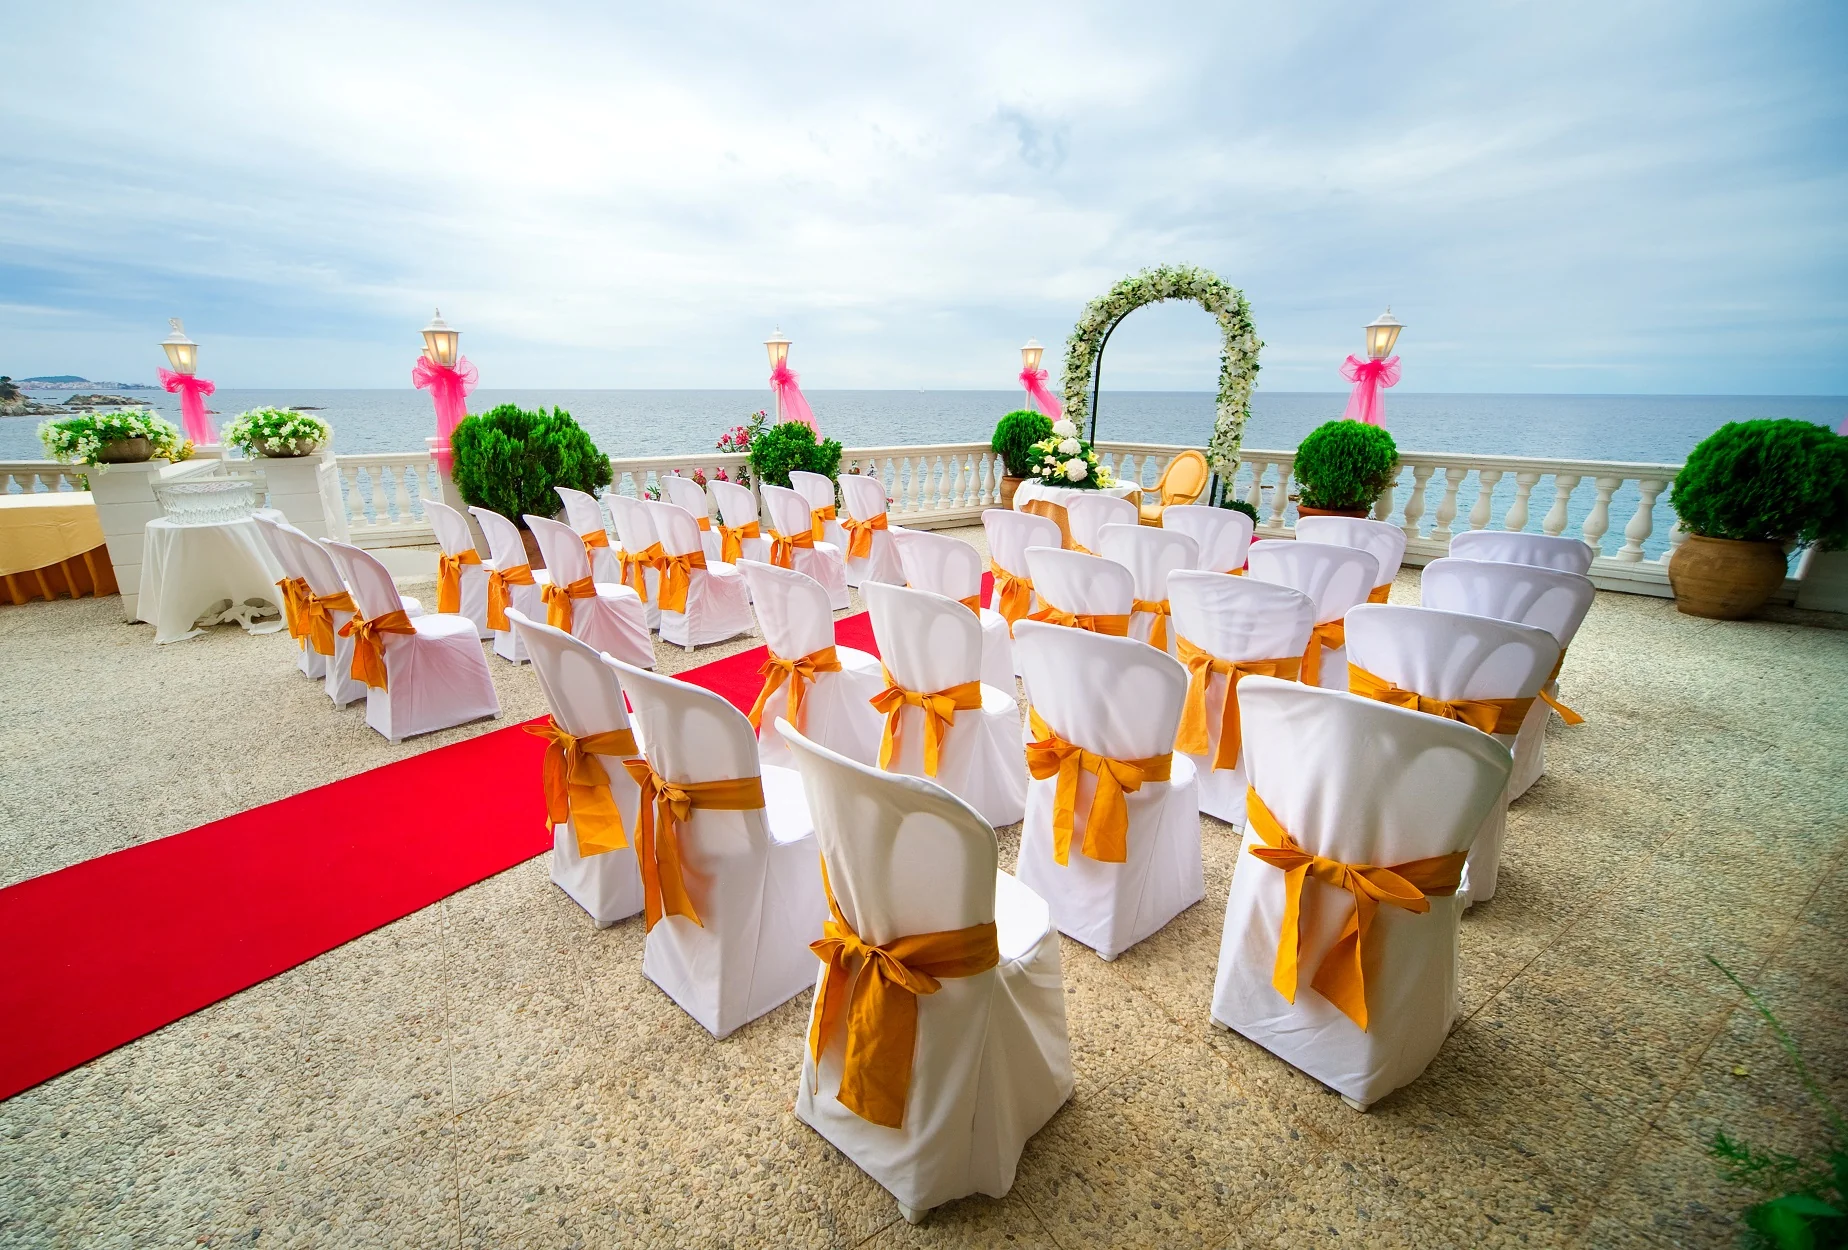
top-left (137, 517), bottom-right (287, 644)
top-left (1011, 480), bottom-right (1139, 549)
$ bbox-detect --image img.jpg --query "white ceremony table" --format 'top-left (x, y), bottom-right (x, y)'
top-left (137, 517), bottom-right (287, 644)
top-left (1012, 480), bottom-right (1140, 511)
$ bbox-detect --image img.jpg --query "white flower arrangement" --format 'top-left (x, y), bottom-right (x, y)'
top-left (38, 409), bottom-right (188, 466)
top-left (1056, 264), bottom-right (1263, 478)
top-left (1027, 430), bottom-right (1114, 490)
top-left (223, 408), bottom-right (332, 457)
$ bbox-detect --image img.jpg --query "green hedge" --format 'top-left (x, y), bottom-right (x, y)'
top-left (450, 404), bottom-right (611, 528)
top-left (1671, 419), bottom-right (1848, 548)
top-left (1293, 420), bottom-right (1399, 511)
top-left (748, 421), bottom-right (843, 489)
top-left (992, 409), bottom-right (1054, 477)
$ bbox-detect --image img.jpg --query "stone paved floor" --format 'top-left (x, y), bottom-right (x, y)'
top-left (2, 527), bottom-right (1845, 1249)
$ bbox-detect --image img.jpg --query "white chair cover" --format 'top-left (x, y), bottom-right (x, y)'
top-left (1295, 516), bottom-right (1408, 597)
top-left (603, 655), bottom-right (824, 1038)
top-left (839, 473), bottom-right (907, 588)
top-left (1345, 604), bottom-right (1558, 905)
top-left (662, 475), bottom-right (725, 565)
top-left (523, 514), bottom-right (654, 670)
top-left (1450, 530), bottom-right (1596, 575)
top-left (645, 501), bottom-right (754, 651)
top-left (424, 500), bottom-right (491, 639)
top-left (505, 608), bottom-right (646, 927)
top-left (1064, 492), bottom-right (1138, 555)
top-left (762, 484), bottom-right (850, 610)
top-left (981, 508), bottom-right (1061, 619)
top-left (1161, 504), bottom-right (1253, 574)
top-left (252, 515), bottom-right (326, 679)
top-left (1022, 547), bottom-right (1134, 622)
top-left (779, 721), bottom-right (1073, 1215)
top-left (607, 494), bottom-right (663, 631)
top-left (1013, 621), bottom-right (1201, 960)
top-left (281, 524), bottom-right (369, 709)
top-left (862, 582), bottom-right (1027, 827)
top-left (737, 559), bottom-right (885, 767)
top-left (708, 479), bottom-right (774, 567)
top-left (1097, 522), bottom-right (1197, 658)
top-left (321, 540), bottom-right (499, 743)
top-left (1246, 539), bottom-right (1378, 691)
top-left (470, 507), bottom-right (549, 664)
top-left (790, 469), bottom-right (849, 552)
top-left (1166, 570), bottom-right (1317, 826)
top-left (1210, 677), bottom-right (1512, 1107)
top-left (556, 486), bottom-right (626, 587)
top-left (1420, 557), bottom-right (1597, 799)
top-left (893, 527), bottom-right (1015, 692)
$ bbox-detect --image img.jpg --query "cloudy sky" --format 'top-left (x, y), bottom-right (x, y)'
top-left (3, 1), bottom-right (1843, 393)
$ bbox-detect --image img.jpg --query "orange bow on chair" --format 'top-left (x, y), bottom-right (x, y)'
top-left (718, 520), bottom-right (761, 564)
top-left (769, 526), bottom-right (815, 570)
top-left (274, 577), bottom-right (312, 648)
top-left (338, 609), bottom-right (417, 691)
top-left (486, 562), bottom-right (537, 632)
top-left (988, 562), bottom-right (1033, 631)
top-left (1345, 665), bottom-right (1534, 736)
top-left (1366, 582), bottom-right (1391, 604)
top-left (1173, 639), bottom-right (1302, 770)
top-left (525, 717), bottom-right (639, 856)
top-left (303, 587), bottom-right (358, 657)
top-left (747, 645), bottom-right (843, 732)
top-left (807, 861), bottom-right (999, 1129)
top-left (869, 669), bottom-right (983, 777)
top-left (436, 549), bottom-right (481, 614)
top-left (1538, 649), bottom-right (1586, 725)
top-left (617, 542), bottom-right (660, 603)
top-left (622, 760), bottom-right (766, 931)
top-left (1025, 710), bottom-right (1173, 865)
top-left (1298, 619), bottom-right (1347, 686)
top-left (581, 528), bottom-right (612, 560)
top-left (809, 504), bottom-right (837, 543)
top-left (1026, 599), bottom-right (1130, 637)
top-left (1244, 788), bottom-right (1466, 1031)
top-left (841, 512), bottom-right (888, 560)
top-left (655, 549), bottom-right (706, 614)
top-left (1131, 597), bottom-right (1173, 651)
top-left (541, 575), bottom-right (599, 632)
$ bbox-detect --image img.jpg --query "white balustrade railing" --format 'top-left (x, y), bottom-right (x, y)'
top-left (838, 444), bottom-right (1006, 521)
top-left (605, 451), bottom-right (752, 503)
top-left (1, 462), bottom-right (89, 493)
top-left (329, 452), bottom-right (441, 546)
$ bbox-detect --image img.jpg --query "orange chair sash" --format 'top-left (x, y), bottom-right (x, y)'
top-left (1173, 639), bottom-right (1302, 770)
top-left (769, 527), bottom-right (815, 569)
top-left (437, 548), bottom-right (482, 615)
top-left (1025, 709), bottom-right (1173, 865)
top-left (656, 549), bottom-right (707, 614)
top-left (808, 860), bottom-right (998, 1129)
top-left (841, 511), bottom-right (889, 560)
top-left (304, 588), bottom-right (358, 656)
top-left (1346, 664), bottom-right (1534, 736)
top-left (989, 562), bottom-right (1033, 630)
top-left (869, 670), bottom-right (984, 778)
top-left (1299, 619), bottom-right (1347, 686)
top-left (616, 541), bottom-right (663, 603)
top-left (338, 608), bottom-right (417, 691)
top-left (486, 562), bottom-right (536, 632)
top-left (695, 514), bottom-right (712, 532)
top-left (718, 519), bottom-right (761, 564)
top-left (621, 761), bottom-right (765, 932)
top-left (809, 503), bottom-right (837, 543)
top-left (747, 645), bottom-right (843, 732)
top-left (1244, 788), bottom-right (1465, 1032)
top-left (1538, 648), bottom-right (1585, 725)
top-left (275, 577), bottom-right (312, 646)
top-left (1366, 582), bottom-right (1391, 604)
top-left (1131, 597), bottom-right (1172, 651)
top-left (542, 574), bottom-right (599, 632)
top-left (1026, 600), bottom-right (1130, 636)
top-left (524, 717), bottom-right (640, 857)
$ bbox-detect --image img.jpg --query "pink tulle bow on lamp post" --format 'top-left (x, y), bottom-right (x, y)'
top-left (414, 309), bottom-right (477, 470)
top-left (1340, 307), bottom-right (1405, 426)
top-left (1018, 338), bottom-right (1063, 419)
top-left (765, 327), bottom-right (818, 431)
top-left (158, 318), bottom-right (217, 445)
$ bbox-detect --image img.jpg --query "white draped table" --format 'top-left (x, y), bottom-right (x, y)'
top-left (137, 517), bottom-right (287, 644)
top-left (1011, 480), bottom-right (1140, 511)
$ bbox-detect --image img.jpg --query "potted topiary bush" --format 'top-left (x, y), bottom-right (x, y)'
top-left (747, 420), bottom-right (843, 489)
top-left (450, 404), bottom-right (612, 566)
top-left (991, 409), bottom-right (1054, 508)
top-left (1293, 420), bottom-right (1399, 517)
top-left (1667, 419), bottom-right (1848, 619)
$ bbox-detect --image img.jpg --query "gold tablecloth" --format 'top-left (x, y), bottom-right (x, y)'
top-left (0, 492), bottom-right (117, 604)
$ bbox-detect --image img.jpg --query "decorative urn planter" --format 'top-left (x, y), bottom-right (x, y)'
top-left (1296, 502), bottom-right (1369, 519)
top-left (95, 437), bottom-right (154, 464)
top-left (999, 474), bottom-right (1026, 509)
top-left (252, 437), bottom-right (323, 459)
top-left (1668, 534), bottom-right (1787, 619)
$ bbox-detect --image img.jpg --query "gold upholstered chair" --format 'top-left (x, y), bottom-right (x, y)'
top-left (1137, 450), bottom-right (1210, 525)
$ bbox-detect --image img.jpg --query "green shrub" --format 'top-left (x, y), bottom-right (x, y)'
top-left (1670, 420), bottom-right (1848, 549)
top-left (748, 421), bottom-right (843, 489)
top-left (1293, 420), bottom-right (1399, 511)
top-left (1219, 497), bottom-right (1259, 524)
top-left (450, 404), bottom-right (611, 529)
top-left (992, 409), bottom-right (1054, 477)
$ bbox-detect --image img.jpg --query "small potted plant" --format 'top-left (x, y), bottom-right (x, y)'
top-left (1027, 418), bottom-right (1113, 490)
top-left (38, 409), bottom-right (187, 465)
top-left (1292, 420), bottom-right (1399, 517)
top-left (747, 420), bottom-right (843, 489)
top-left (1667, 419), bottom-right (1848, 619)
top-left (991, 409), bottom-right (1054, 507)
top-left (224, 408), bottom-right (333, 458)
top-left (451, 403), bottom-right (613, 566)
top-left (715, 411), bottom-right (767, 488)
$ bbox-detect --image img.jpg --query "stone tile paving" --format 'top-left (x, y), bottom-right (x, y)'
top-left (1, 527), bottom-right (1844, 1248)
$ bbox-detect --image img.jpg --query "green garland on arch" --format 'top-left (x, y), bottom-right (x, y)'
top-left (1059, 264), bottom-right (1263, 478)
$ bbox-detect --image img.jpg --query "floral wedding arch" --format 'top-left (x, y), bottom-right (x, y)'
top-left (1059, 264), bottom-right (1263, 476)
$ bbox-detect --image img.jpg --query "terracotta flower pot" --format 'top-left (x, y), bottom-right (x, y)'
top-left (95, 437), bottom-right (153, 464)
top-left (1296, 503), bottom-right (1369, 519)
top-left (999, 475), bottom-right (1026, 509)
top-left (252, 437), bottom-right (323, 458)
top-left (1668, 534), bottom-right (1787, 619)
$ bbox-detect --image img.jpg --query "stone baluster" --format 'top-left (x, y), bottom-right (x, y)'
top-left (1429, 466), bottom-right (1469, 544)
top-left (1469, 470), bottom-right (1504, 530)
top-left (1581, 475), bottom-right (1621, 555)
top-left (1618, 476), bottom-right (1666, 562)
top-left (1660, 517), bottom-right (1687, 564)
top-left (337, 464), bottom-right (367, 530)
top-left (1372, 464), bottom-right (1399, 522)
top-left (1400, 464), bottom-right (1436, 541)
top-left (392, 464), bottom-right (415, 524)
top-left (368, 466), bottom-right (394, 526)
top-left (1542, 474), bottom-right (1582, 537)
top-left (1242, 458), bottom-right (1268, 515)
top-left (1504, 472), bottom-right (1540, 532)
top-left (1266, 465), bottom-right (1291, 530)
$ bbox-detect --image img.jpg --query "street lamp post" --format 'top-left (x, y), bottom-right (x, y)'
top-left (1341, 307), bottom-right (1406, 426)
top-left (1365, 308), bottom-right (1404, 361)
top-left (157, 318), bottom-right (217, 445)
top-left (412, 307), bottom-right (477, 470)
top-left (1018, 338), bottom-right (1063, 419)
top-left (764, 329), bottom-right (791, 425)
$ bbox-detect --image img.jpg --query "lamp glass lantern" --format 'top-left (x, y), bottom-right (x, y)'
top-left (160, 318), bottom-right (198, 376)
top-left (1020, 338), bottom-right (1044, 373)
top-left (422, 308), bottom-right (461, 368)
top-left (764, 328), bottom-right (791, 370)
top-left (1365, 308), bottom-right (1404, 360)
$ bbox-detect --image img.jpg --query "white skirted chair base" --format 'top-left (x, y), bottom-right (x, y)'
top-left (839, 473), bottom-right (907, 588)
top-left (523, 515), bottom-right (656, 671)
top-left (878, 682), bottom-right (1029, 828)
top-left (658, 561), bottom-right (754, 650)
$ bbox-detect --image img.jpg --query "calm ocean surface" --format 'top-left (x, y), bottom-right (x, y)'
top-left (6, 388), bottom-right (1844, 465)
